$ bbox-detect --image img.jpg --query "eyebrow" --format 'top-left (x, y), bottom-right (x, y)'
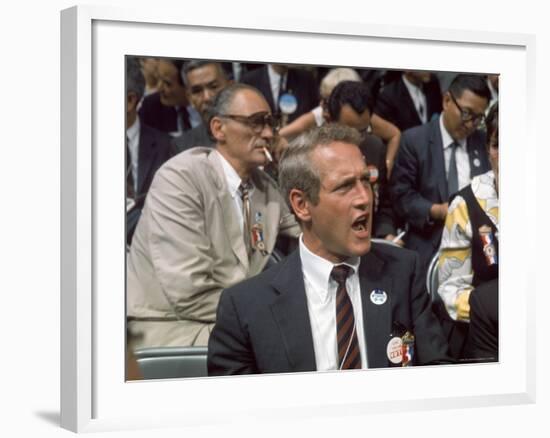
top-left (332, 170), bottom-right (370, 190)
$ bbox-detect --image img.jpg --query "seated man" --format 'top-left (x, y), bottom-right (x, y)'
top-left (208, 124), bottom-right (451, 375)
top-left (173, 60), bottom-right (231, 152)
top-left (127, 84), bottom-right (300, 348)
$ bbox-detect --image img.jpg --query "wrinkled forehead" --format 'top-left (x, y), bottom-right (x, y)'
top-left (228, 89), bottom-right (271, 115)
top-left (314, 142), bottom-right (367, 178)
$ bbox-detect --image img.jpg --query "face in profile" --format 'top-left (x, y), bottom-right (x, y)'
top-left (301, 142), bottom-right (373, 263)
top-left (157, 60), bottom-right (187, 107)
top-left (213, 89), bottom-right (276, 172)
top-left (186, 64), bottom-right (229, 119)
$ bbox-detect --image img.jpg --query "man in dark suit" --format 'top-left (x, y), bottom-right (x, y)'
top-left (327, 80), bottom-right (400, 244)
top-left (208, 124), bottom-right (451, 375)
top-left (374, 71), bottom-right (442, 131)
top-left (240, 64), bottom-right (318, 125)
top-left (389, 74), bottom-right (491, 275)
top-left (126, 58), bottom-right (175, 245)
top-left (173, 61), bottom-right (231, 153)
top-left (138, 58), bottom-right (200, 137)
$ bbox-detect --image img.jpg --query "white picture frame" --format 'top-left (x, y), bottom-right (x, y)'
top-left (60, 5), bottom-right (536, 433)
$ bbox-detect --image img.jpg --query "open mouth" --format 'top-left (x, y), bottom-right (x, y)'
top-left (351, 215), bottom-right (369, 232)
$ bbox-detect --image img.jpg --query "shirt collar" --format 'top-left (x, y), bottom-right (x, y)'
top-left (215, 150), bottom-right (246, 198)
top-left (402, 74), bottom-right (422, 96)
top-left (439, 114), bottom-right (466, 150)
top-left (299, 234), bottom-right (360, 302)
top-left (126, 116), bottom-right (140, 144)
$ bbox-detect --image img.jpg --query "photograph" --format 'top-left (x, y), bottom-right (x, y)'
top-left (124, 56), bottom-right (500, 380)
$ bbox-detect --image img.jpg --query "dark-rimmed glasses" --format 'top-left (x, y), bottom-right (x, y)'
top-left (219, 112), bottom-right (280, 134)
top-left (449, 92), bottom-right (486, 126)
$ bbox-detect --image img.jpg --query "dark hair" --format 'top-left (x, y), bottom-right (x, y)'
top-left (181, 60), bottom-right (226, 86)
top-left (327, 80), bottom-right (374, 122)
top-left (448, 74), bottom-right (491, 102)
top-left (157, 58), bottom-right (185, 85)
top-left (486, 102), bottom-right (498, 146)
top-left (126, 57), bottom-right (145, 99)
top-left (278, 124), bottom-right (362, 210)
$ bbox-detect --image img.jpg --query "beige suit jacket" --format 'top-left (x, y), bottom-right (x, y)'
top-left (127, 147), bottom-right (299, 347)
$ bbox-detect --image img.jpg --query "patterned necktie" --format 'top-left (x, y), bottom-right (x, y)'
top-left (331, 265), bottom-right (361, 370)
top-left (447, 142), bottom-right (459, 197)
top-left (239, 182), bottom-right (252, 256)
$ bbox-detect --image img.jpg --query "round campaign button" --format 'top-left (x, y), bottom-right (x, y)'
top-left (370, 289), bottom-right (387, 306)
top-left (473, 158), bottom-right (481, 167)
top-left (367, 165), bottom-right (379, 183)
top-left (386, 337), bottom-right (403, 364)
top-left (278, 93), bottom-right (298, 115)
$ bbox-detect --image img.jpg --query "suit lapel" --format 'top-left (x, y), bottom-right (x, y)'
top-left (398, 80), bottom-right (422, 126)
top-left (429, 119), bottom-right (448, 201)
top-left (359, 248), bottom-right (393, 368)
top-left (260, 67), bottom-right (276, 112)
top-left (269, 251), bottom-right (316, 372)
top-left (207, 152), bottom-right (249, 270)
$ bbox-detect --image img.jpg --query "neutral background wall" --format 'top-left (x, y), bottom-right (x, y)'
top-left (1, 1), bottom-right (546, 436)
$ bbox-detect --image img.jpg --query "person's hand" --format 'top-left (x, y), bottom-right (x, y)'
top-left (430, 202), bottom-right (449, 221)
top-left (384, 234), bottom-right (404, 247)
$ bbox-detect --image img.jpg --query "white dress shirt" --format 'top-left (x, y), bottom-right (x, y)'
top-left (216, 150), bottom-right (254, 233)
top-left (402, 75), bottom-right (428, 124)
top-left (299, 236), bottom-right (368, 371)
top-left (267, 64), bottom-right (287, 107)
top-left (126, 117), bottom-right (140, 194)
top-left (439, 115), bottom-right (471, 192)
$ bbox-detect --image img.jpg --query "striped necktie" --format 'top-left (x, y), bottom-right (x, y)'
top-left (331, 265), bottom-right (361, 370)
top-left (239, 182), bottom-right (252, 256)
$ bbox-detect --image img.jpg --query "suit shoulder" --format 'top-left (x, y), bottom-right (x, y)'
top-left (223, 260), bottom-right (283, 304)
top-left (370, 241), bottom-right (419, 267)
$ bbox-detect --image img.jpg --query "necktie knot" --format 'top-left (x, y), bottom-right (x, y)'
top-left (331, 265), bottom-right (352, 286)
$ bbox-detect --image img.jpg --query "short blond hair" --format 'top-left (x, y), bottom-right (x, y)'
top-left (319, 68), bottom-right (361, 100)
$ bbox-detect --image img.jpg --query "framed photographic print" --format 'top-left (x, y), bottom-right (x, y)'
top-left (61, 4), bottom-right (535, 433)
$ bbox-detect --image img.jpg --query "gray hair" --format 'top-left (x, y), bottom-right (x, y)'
top-left (181, 60), bottom-right (226, 86)
top-left (207, 83), bottom-right (266, 124)
top-left (278, 124), bottom-right (362, 211)
top-left (126, 57), bottom-right (145, 100)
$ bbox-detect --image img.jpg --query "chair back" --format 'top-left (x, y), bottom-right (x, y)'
top-left (134, 346), bottom-right (208, 379)
top-left (426, 251), bottom-right (440, 299)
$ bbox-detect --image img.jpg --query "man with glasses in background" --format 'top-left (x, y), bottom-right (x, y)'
top-left (127, 83), bottom-right (300, 349)
top-left (389, 74), bottom-right (491, 277)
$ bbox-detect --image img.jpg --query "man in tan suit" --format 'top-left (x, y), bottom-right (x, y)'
top-left (127, 83), bottom-right (300, 348)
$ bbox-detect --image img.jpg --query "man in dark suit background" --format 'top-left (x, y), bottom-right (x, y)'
top-left (240, 63), bottom-right (318, 125)
top-left (173, 60), bottom-right (231, 153)
top-left (374, 71), bottom-right (442, 132)
top-left (126, 58), bottom-right (175, 245)
top-left (389, 74), bottom-right (491, 275)
top-left (138, 58), bottom-right (200, 137)
top-left (208, 124), bottom-right (451, 375)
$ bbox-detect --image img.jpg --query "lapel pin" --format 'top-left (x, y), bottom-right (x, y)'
top-left (370, 289), bottom-right (387, 305)
top-left (386, 337), bottom-right (403, 364)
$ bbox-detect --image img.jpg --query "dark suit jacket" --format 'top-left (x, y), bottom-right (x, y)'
top-left (374, 76), bottom-right (442, 131)
top-left (207, 243), bottom-right (451, 375)
top-left (138, 92), bottom-right (191, 134)
top-left (240, 66), bottom-right (318, 123)
top-left (389, 118), bottom-right (489, 272)
top-left (127, 123), bottom-right (175, 245)
top-left (173, 123), bottom-right (213, 153)
top-left (359, 134), bottom-right (397, 238)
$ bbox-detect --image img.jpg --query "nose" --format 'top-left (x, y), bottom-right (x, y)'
top-left (354, 180), bottom-right (372, 210)
top-left (260, 123), bottom-right (274, 139)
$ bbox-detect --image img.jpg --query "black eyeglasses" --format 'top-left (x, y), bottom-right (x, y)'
top-left (219, 112), bottom-right (280, 134)
top-left (449, 92), bottom-right (486, 126)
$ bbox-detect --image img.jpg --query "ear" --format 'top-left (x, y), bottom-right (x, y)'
top-left (127, 91), bottom-right (139, 113)
top-left (442, 92), bottom-right (451, 112)
top-left (289, 188), bottom-right (312, 223)
top-left (210, 117), bottom-right (225, 142)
